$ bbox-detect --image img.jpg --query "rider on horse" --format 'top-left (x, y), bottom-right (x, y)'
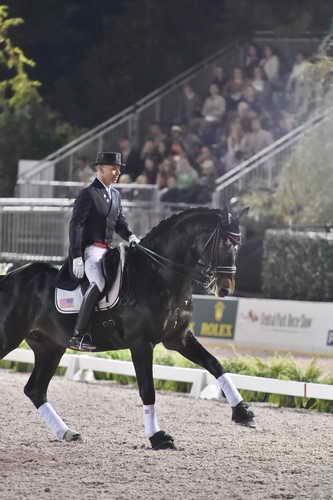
top-left (68, 151), bottom-right (140, 350)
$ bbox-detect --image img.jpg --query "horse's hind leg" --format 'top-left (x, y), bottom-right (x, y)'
top-left (24, 338), bottom-right (80, 442)
top-left (164, 330), bottom-right (256, 427)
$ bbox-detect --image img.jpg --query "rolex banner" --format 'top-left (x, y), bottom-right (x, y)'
top-left (191, 295), bottom-right (238, 339)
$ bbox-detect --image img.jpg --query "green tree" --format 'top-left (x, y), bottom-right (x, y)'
top-left (0, 5), bottom-right (40, 108)
top-left (0, 5), bottom-right (42, 195)
top-left (0, 5), bottom-right (81, 196)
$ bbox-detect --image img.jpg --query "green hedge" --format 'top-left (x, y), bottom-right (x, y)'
top-left (262, 230), bottom-right (333, 300)
top-left (1, 344), bottom-right (333, 414)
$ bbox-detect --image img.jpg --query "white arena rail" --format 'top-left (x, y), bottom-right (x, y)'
top-left (3, 348), bottom-right (333, 401)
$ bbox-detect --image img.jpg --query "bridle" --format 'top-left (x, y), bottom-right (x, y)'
top-left (201, 224), bottom-right (240, 273)
top-left (197, 222), bottom-right (240, 289)
top-left (136, 219), bottom-right (241, 289)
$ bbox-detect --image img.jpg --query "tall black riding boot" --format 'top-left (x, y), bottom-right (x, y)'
top-left (68, 283), bottom-right (101, 351)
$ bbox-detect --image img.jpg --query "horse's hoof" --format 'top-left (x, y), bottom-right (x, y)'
top-left (149, 430), bottom-right (176, 450)
top-left (63, 430), bottom-right (82, 442)
top-left (232, 401), bottom-right (256, 428)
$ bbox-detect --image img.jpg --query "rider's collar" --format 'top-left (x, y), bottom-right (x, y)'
top-left (96, 177), bottom-right (112, 194)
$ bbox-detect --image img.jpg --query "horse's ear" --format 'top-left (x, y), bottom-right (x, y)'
top-left (238, 206), bottom-right (250, 220)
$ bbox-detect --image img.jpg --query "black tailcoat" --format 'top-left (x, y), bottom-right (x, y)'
top-left (69, 178), bottom-right (132, 259)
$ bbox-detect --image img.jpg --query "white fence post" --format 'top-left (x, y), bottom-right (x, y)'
top-left (64, 355), bottom-right (80, 380)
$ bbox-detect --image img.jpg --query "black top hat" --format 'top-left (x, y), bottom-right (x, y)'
top-left (95, 152), bottom-right (124, 167)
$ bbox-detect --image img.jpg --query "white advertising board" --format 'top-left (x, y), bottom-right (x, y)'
top-left (235, 297), bottom-right (333, 355)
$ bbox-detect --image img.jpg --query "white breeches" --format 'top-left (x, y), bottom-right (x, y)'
top-left (84, 245), bottom-right (107, 292)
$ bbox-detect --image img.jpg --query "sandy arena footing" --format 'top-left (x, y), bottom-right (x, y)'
top-left (0, 370), bottom-right (333, 499)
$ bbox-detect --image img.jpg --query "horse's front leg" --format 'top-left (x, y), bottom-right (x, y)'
top-left (163, 330), bottom-right (256, 427)
top-left (130, 342), bottom-right (176, 450)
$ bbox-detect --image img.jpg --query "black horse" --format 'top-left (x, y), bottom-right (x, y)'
top-left (0, 207), bottom-right (254, 449)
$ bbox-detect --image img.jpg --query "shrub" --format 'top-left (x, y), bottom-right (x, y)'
top-left (262, 230), bottom-right (333, 300)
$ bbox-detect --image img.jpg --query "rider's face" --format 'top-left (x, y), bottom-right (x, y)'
top-left (98, 164), bottom-right (121, 185)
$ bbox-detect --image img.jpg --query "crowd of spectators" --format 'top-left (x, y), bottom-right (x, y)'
top-left (73, 42), bottom-right (313, 204)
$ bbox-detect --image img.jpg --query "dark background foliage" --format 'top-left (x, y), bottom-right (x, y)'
top-left (262, 230), bottom-right (333, 300)
top-left (6, 0), bottom-right (228, 127)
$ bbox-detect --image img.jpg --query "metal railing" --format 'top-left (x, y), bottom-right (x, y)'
top-left (15, 181), bottom-right (160, 201)
top-left (0, 198), bottom-right (208, 263)
top-left (0, 202), bottom-right (71, 263)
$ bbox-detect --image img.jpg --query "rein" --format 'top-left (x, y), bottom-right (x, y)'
top-left (135, 244), bottom-right (211, 287)
top-left (135, 224), bottom-right (239, 287)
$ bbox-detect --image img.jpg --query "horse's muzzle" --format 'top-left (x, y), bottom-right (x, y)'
top-left (215, 277), bottom-right (235, 297)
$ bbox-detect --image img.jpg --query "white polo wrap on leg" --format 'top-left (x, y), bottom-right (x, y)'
top-left (143, 404), bottom-right (160, 438)
top-left (37, 402), bottom-right (69, 440)
top-left (217, 373), bottom-right (242, 407)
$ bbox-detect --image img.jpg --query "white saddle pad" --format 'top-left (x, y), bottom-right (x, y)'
top-left (55, 244), bottom-right (125, 314)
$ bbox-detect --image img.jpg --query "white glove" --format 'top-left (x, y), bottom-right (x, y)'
top-left (72, 257), bottom-right (84, 279)
top-left (129, 234), bottom-right (140, 247)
